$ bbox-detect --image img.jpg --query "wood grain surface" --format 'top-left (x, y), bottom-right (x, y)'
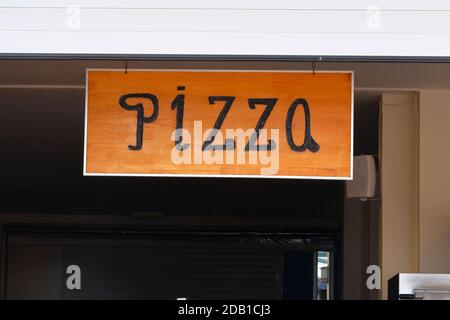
top-left (84, 70), bottom-right (352, 178)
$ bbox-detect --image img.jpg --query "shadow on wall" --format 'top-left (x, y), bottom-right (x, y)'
top-left (0, 88), bottom-right (344, 222)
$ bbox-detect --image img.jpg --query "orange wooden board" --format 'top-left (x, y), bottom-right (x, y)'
top-left (84, 70), bottom-right (353, 179)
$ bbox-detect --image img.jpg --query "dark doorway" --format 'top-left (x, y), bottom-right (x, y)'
top-left (5, 228), bottom-right (334, 300)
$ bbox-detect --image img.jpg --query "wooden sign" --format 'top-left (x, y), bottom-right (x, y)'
top-left (84, 70), bottom-right (353, 179)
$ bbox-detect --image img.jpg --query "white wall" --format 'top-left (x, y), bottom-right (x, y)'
top-left (2, 1), bottom-right (450, 56)
top-left (419, 91), bottom-right (450, 274)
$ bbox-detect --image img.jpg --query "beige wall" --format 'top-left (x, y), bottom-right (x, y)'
top-left (381, 90), bottom-right (450, 299)
top-left (419, 91), bottom-right (450, 274)
top-left (380, 92), bottom-right (420, 299)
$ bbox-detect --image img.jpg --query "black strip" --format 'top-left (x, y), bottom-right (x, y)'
top-left (0, 225), bottom-right (6, 300)
top-left (0, 300), bottom-right (444, 317)
top-left (2, 53), bottom-right (450, 62)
